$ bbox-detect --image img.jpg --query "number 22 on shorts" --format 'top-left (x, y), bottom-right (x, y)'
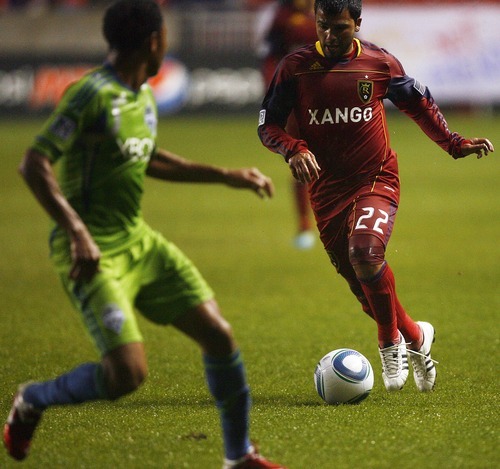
top-left (354, 207), bottom-right (389, 234)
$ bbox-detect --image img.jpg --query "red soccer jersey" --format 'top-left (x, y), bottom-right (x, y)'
top-left (259, 38), bottom-right (466, 220)
top-left (261, 3), bottom-right (318, 85)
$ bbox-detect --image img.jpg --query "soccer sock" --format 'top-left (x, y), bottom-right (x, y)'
top-left (345, 277), bottom-right (375, 320)
top-left (203, 350), bottom-right (251, 461)
top-left (293, 179), bottom-right (311, 231)
top-left (22, 362), bottom-right (107, 410)
top-left (359, 262), bottom-right (399, 347)
top-left (395, 297), bottom-right (423, 350)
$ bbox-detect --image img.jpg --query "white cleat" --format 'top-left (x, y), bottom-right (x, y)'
top-left (408, 321), bottom-right (437, 392)
top-left (379, 332), bottom-right (409, 392)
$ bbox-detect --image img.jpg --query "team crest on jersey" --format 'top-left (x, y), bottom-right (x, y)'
top-left (102, 304), bottom-right (125, 334)
top-left (357, 80), bottom-right (373, 104)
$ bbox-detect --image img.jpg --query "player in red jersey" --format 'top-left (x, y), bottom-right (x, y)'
top-left (258, 0), bottom-right (318, 249)
top-left (258, 0), bottom-right (494, 392)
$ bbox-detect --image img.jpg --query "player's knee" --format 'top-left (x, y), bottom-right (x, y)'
top-left (104, 359), bottom-right (148, 400)
top-left (349, 234), bottom-right (385, 266)
top-left (349, 234), bottom-right (386, 280)
top-left (111, 368), bottom-right (147, 400)
top-left (204, 317), bottom-right (235, 357)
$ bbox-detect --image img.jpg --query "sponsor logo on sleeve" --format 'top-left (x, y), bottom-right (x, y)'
top-left (413, 79), bottom-right (426, 95)
top-left (49, 115), bottom-right (76, 141)
top-left (258, 109), bottom-right (266, 126)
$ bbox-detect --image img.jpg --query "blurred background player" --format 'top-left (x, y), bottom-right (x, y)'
top-left (256, 0), bottom-right (317, 250)
top-left (258, 0), bottom-right (494, 393)
top-left (3, 1), bottom-right (285, 468)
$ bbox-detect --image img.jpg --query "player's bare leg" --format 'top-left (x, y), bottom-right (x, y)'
top-left (3, 341), bottom-right (145, 461)
top-left (101, 342), bottom-right (148, 399)
top-left (173, 300), bottom-right (286, 468)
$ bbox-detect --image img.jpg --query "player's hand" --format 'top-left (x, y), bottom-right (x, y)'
top-left (288, 150), bottom-right (321, 183)
top-left (460, 138), bottom-right (494, 159)
top-left (69, 230), bottom-right (101, 283)
top-left (225, 167), bottom-right (274, 198)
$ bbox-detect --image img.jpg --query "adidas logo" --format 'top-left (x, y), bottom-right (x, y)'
top-left (309, 61), bottom-right (323, 71)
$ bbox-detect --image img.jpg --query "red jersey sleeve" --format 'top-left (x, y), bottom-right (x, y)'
top-left (386, 74), bottom-right (468, 158)
top-left (258, 51), bottom-right (309, 161)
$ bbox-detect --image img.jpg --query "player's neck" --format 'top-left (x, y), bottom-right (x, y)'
top-left (343, 40), bottom-right (358, 61)
top-left (317, 39), bottom-right (358, 62)
top-left (106, 50), bottom-right (149, 91)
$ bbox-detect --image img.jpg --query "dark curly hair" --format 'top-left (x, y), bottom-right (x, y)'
top-left (103, 0), bottom-right (163, 52)
top-left (314, 0), bottom-right (362, 20)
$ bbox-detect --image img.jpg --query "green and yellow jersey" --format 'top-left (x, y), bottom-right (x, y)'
top-left (32, 64), bottom-right (158, 259)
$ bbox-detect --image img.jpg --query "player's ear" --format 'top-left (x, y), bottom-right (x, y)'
top-left (148, 31), bottom-right (160, 53)
top-left (355, 18), bottom-right (362, 32)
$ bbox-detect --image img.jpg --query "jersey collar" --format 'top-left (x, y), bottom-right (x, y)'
top-left (315, 38), bottom-right (361, 60)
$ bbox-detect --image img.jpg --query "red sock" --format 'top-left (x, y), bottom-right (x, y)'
top-left (292, 179), bottom-right (312, 231)
top-left (345, 278), bottom-right (375, 320)
top-left (395, 297), bottom-right (422, 350)
top-left (359, 263), bottom-right (399, 347)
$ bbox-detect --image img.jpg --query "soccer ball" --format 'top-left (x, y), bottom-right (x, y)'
top-left (314, 348), bottom-right (374, 404)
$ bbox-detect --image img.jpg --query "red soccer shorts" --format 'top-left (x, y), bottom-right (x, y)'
top-left (316, 181), bottom-right (399, 278)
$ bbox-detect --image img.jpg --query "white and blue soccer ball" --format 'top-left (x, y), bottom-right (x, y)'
top-left (314, 348), bottom-right (374, 405)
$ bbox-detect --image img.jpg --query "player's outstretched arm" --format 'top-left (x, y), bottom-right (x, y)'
top-left (222, 167), bottom-right (274, 198)
top-left (147, 148), bottom-right (274, 198)
top-left (19, 149), bottom-right (101, 282)
top-left (458, 138), bottom-right (495, 159)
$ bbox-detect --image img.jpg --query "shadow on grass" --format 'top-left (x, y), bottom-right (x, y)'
top-left (108, 395), bottom-right (339, 409)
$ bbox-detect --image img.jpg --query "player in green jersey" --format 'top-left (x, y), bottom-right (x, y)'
top-left (3, 1), bottom-right (285, 468)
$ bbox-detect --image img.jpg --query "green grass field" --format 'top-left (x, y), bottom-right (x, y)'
top-left (0, 112), bottom-right (498, 468)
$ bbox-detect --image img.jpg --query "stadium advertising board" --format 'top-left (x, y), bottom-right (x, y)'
top-left (0, 4), bottom-right (498, 116)
top-left (0, 57), bottom-right (264, 116)
top-left (360, 4), bottom-right (500, 106)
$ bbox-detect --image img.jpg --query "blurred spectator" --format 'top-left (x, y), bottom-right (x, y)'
top-left (256, 0), bottom-right (317, 250)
